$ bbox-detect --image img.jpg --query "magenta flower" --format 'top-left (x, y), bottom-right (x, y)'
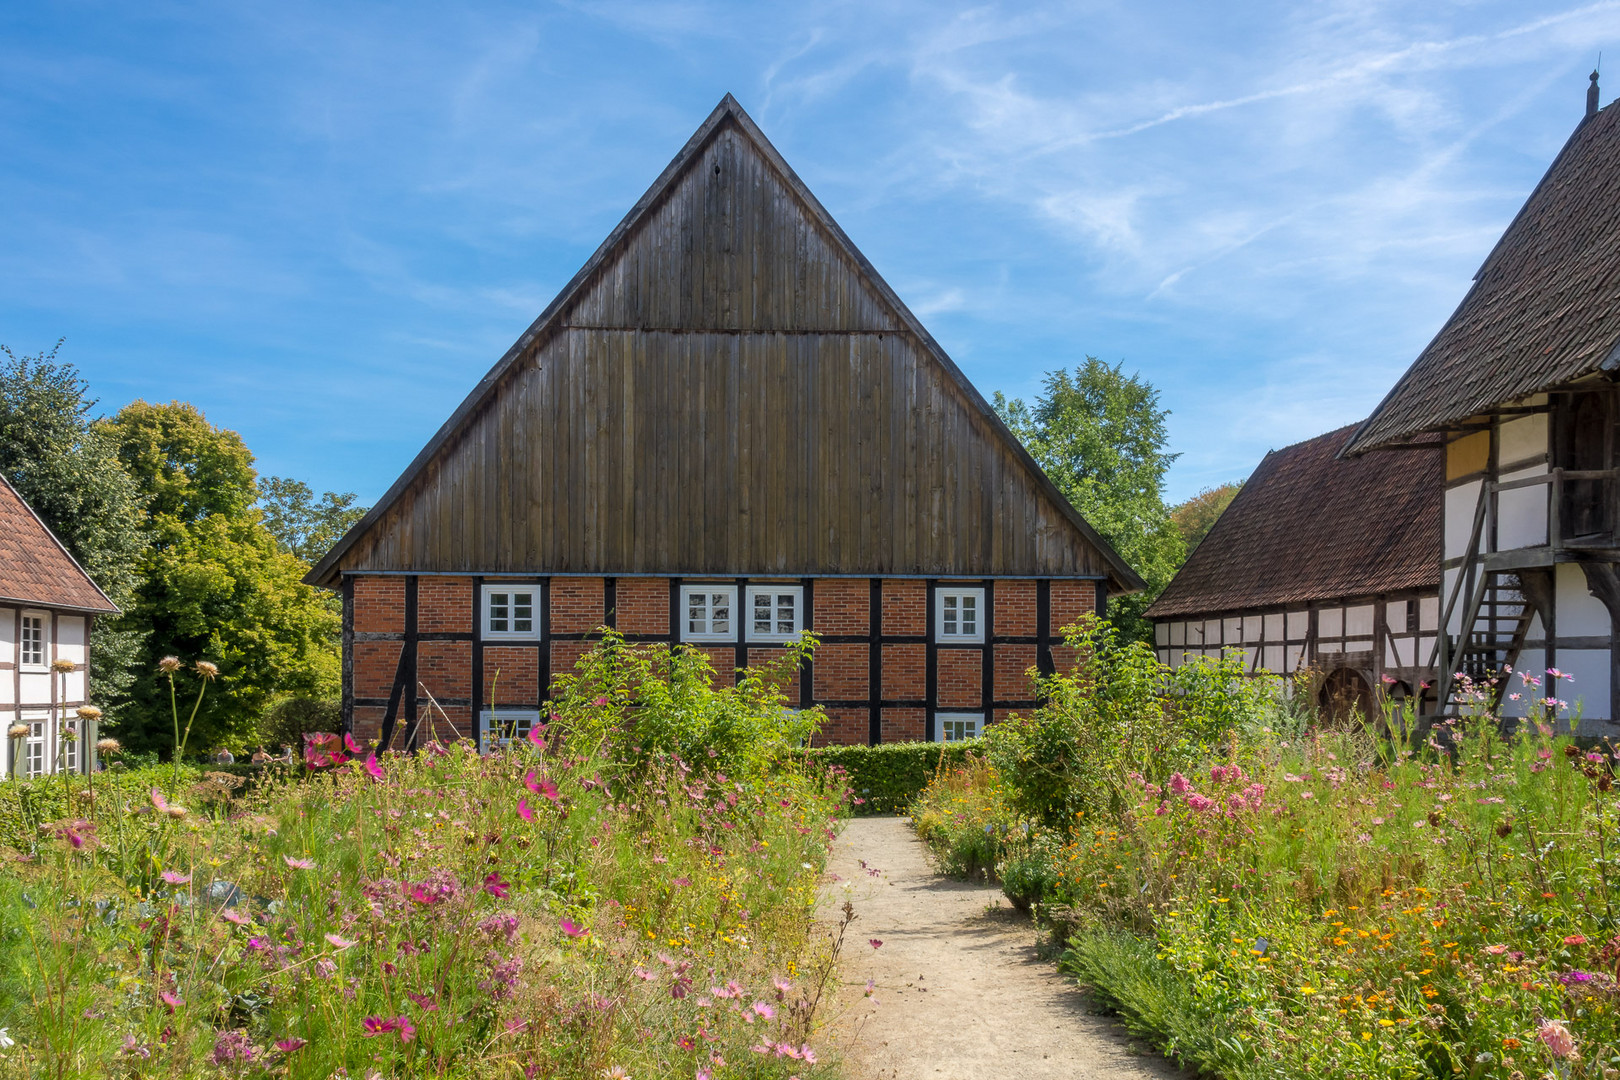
top-left (274, 1037), bottom-right (307, 1053)
top-left (517, 798), bottom-right (534, 823)
top-left (484, 872), bottom-right (511, 898)
top-left (406, 991), bottom-right (439, 1011)
top-left (221, 909), bottom-right (251, 926)
top-left (325, 933), bottom-right (357, 949)
top-left (1168, 772), bottom-right (1192, 795)
top-left (394, 1015), bottom-right (416, 1043)
top-left (150, 788), bottom-right (169, 813)
top-left (752, 1001), bottom-right (776, 1020)
top-left (303, 731), bottom-right (349, 768)
top-left (868, 939), bottom-right (883, 950)
top-left (159, 991), bottom-right (183, 1012)
top-left (363, 753), bottom-right (385, 781)
top-left (283, 855), bottom-right (315, 870)
top-left (538, 776), bottom-right (561, 804)
top-left (361, 1016), bottom-right (395, 1037)
top-left (344, 732), bottom-right (365, 754)
top-left (560, 918), bottom-right (587, 938)
top-left (160, 870), bottom-right (191, 885)
top-left (526, 723), bottom-right (548, 748)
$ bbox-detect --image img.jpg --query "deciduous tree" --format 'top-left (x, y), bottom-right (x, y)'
top-left (260, 476), bottom-right (367, 562)
top-left (1171, 482), bottom-right (1243, 553)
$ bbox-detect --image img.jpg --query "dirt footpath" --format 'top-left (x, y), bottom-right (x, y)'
top-left (819, 816), bottom-right (1183, 1080)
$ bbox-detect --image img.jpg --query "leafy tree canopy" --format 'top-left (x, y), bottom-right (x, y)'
top-left (0, 342), bottom-right (148, 715)
top-left (102, 401), bottom-right (340, 754)
top-left (260, 476), bottom-right (367, 563)
top-left (995, 358), bottom-right (1184, 642)
top-left (1171, 482), bottom-right (1243, 553)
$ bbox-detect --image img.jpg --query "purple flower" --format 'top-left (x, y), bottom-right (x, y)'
top-left (560, 918), bottom-right (587, 938)
top-left (210, 1031), bottom-right (256, 1066)
top-left (274, 1037), bottom-right (306, 1053)
top-left (160, 870), bottom-right (191, 885)
top-left (484, 872), bottom-right (511, 898)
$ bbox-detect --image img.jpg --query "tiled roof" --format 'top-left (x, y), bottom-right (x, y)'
top-left (1347, 101), bottom-right (1620, 453)
top-left (1145, 424), bottom-right (1439, 619)
top-left (0, 474), bottom-right (118, 613)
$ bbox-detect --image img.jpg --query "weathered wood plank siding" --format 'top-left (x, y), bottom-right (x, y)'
top-left (317, 106), bottom-right (1128, 585)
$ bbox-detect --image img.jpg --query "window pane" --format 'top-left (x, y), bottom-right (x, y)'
top-left (942, 596), bottom-right (957, 635)
top-left (489, 593), bottom-right (509, 633)
top-left (513, 592), bottom-right (533, 633)
top-left (777, 594), bottom-right (795, 635)
top-left (754, 593), bottom-right (773, 634)
top-left (688, 593), bottom-right (709, 635)
top-left (961, 595), bottom-right (976, 635)
top-left (711, 593), bottom-right (730, 635)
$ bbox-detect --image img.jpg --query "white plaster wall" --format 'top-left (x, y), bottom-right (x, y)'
top-left (1444, 569), bottom-right (1463, 634)
top-left (1558, 649), bottom-right (1611, 724)
top-left (1319, 640), bottom-right (1343, 654)
top-left (1155, 622), bottom-right (1169, 646)
top-left (57, 617), bottom-right (84, 664)
top-left (1263, 645), bottom-right (1284, 672)
top-left (1346, 605), bottom-right (1375, 637)
top-left (1385, 600), bottom-right (1407, 630)
top-left (1286, 611), bottom-right (1309, 639)
top-left (1446, 480), bottom-right (1484, 559)
top-left (1419, 597), bottom-right (1439, 632)
top-left (18, 672), bottom-right (50, 709)
top-left (1223, 617), bottom-right (1242, 644)
top-left (0, 607), bottom-right (13, 657)
top-left (1286, 643), bottom-right (1308, 671)
top-left (1557, 564), bottom-right (1611, 638)
top-left (1263, 613), bottom-right (1284, 640)
top-left (1386, 635), bottom-right (1416, 669)
top-left (1497, 466), bottom-right (1549, 550)
top-left (1243, 616), bottom-right (1262, 642)
top-left (1499, 414), bottom-right (1549, 468)
top-left (1320, 607), bottom-right (1344, 637)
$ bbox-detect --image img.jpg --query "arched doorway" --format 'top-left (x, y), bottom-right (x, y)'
top-left (1318, 667), bottom-right (1377, 726)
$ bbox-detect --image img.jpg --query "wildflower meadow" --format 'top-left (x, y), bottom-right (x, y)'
top-left (0, 636), bottom-right (850, 1079)
top-left (912, 617), bottom-right (1620, 1080)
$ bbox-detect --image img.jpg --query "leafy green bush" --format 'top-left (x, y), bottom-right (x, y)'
top-left (908, 755), bottom-right (1011, 880)
top-left (799, 738), bottom-right (983, 814)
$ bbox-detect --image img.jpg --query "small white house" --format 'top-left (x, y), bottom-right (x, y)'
top-left (0, 474), bottom-right (118, 778)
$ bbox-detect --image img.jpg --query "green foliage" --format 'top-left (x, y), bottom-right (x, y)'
top-left (0, 342), bottom-right (148, 718)
top-left (547, 630), bottom-right (820, 779)
top-left (259, 476), bottom-right (367, 562)
top-left (909, 755), bottom-right (1011, 880)
top-left (1169, 480), bottom-right (1243, 552)
top-left (103, 402), bottom-right (341, 754)
top-left (799, 738), bottom-right (983, 814)
top-left (256, 696), bottom-right (341, 755)
top-left (994, 359), bottom-right (1184, 642)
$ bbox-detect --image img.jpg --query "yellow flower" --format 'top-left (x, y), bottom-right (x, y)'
top-left (1299, 987), bottom-right (1316, 995)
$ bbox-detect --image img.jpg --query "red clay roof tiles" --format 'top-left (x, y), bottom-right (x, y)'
top-left (0, 474), bottom-right (118, 613)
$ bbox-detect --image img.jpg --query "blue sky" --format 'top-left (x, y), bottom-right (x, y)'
top-left (4, 1), bottom-right (1620, 505)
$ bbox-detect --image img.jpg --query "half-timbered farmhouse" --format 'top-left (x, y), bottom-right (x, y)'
top-left (1146, 424), bottom-right (1441, 719)
top-left (306, 95), bottom-right (1141, 748)
top-left (0, 474), bottom-right (118, 779)
top-left (1345, 75), bottom-right (1620, 732)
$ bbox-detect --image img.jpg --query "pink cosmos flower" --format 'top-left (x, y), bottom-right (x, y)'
top-left (361, 1016), bottom-right (396, 1037)
top-left (221, 909), bottom-right (251, 926)
top-left (560, 918), bottom-right (587, 938)
top-left (537, 776), bottom-right (561, 804)
top-left (325, 933), bottom-right (357, 949)
top-left (484, 872), bottom-right (511, 898)
top-left (1565, 935), bottom-right (1589, 946)
top-left (160, 870), bottom-right (191, 885)
top-left (526, 723), bottom-right (547, 748)
top-left (517, 798), bottom-right (534, 823)
top-left (344, 732), bottom-right (365, 755)
top-left (1484, 944), bottom-right (1508, 955)
top-left (394, 1015), bottom-right (416, 1043)
top-left (406, 991), bottom-right (439, 1011)
top-left (159, 991), bottom-right (183, 1012)
top-left (363, 753), bottom-right (385, 781)
top-left (283, 855), bottom-right (315, 870)
top-left (274, 1037), bottom-right (307, 1053)
top-left (868, 939), bottom-right (883, 950)
top-left (752, 1001), bottom-right (776, 1020)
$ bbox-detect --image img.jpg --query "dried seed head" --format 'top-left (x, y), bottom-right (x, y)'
top-left (158, 656), bottom-right (182, 674)
top-left (7, 724), bottom-right (29, 739)
top-left (166, 805), bottom-right (189, 819)
top-left (95, 737), bottom-right (122, 753)
top-left (51, 658), bottom-right (76, 674)
top-left (194, 660), bottom-right (219, 679)
top-left (76, 705), bottom-right (102, 721)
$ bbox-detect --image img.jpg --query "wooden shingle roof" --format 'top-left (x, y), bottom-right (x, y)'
top-left (1347, 100), bottom-right (1620, 454)
top-left (0, 474), bottom-right (118, 614)
top-left (1145, 424), bottom-right (1439, 619)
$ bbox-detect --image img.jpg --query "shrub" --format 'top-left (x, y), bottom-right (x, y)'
top-left (800, 739), bottom-right (983, 814)
top-left (255, 696), bottom-right (341, 756)
top-left (909, 755), bottom-right (1011, 880)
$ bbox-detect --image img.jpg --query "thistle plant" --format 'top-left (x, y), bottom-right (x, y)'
top-left (160, 656), bottom-right (218, 793)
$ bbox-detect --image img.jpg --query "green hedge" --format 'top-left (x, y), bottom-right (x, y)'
top-left (800, 738), bottom-right (984, 814)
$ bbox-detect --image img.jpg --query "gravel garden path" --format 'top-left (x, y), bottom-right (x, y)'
top-left (819, 816), bottom-right (1184, 1080)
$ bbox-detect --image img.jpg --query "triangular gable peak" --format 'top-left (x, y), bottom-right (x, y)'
top-left (308, 96), bottom-right (1140, 590)
top-left (0, 474), bottom-right (119, 614)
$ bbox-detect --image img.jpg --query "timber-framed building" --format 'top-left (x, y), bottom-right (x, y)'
top-left (1147, 424), bottom-right (1441, 719)
top-left (307, 95), bottom-right (1141, 749)
top-left (1346, 74), bottom-right (1620, 732)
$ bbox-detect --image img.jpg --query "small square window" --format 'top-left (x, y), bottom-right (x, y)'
top-left (482, 585), bottom-right (539, 640)
top-left (480, 709), bottom-right (541, 750)
top-left (935, 712), bottom-right (982, 742)
top-left (935, 587), bottom-right (985, 643)
top-left (682, 585), bottom-right (738, 642)
top-left (19, 614), bottom-right (45, 668)
top-left (746, 585), bottom-right (804, 643)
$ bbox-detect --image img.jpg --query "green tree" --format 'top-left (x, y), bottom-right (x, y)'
top-left (260, 476), bottom-right (367, 562)
top-left (995, 359), bottom-right (1184, 642)
top-left (1170, 481), bottom-right (1243, 553)
top-left (102, 401), bottom-right (340, 754)
top-left (0, 342), bottom-right (148, 717)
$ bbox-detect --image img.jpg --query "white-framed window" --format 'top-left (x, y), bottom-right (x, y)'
top-left (19, 614), bottom-right (45, 669)
top-left (935, 587), bottom-right (985, 643)
top-left (746, 585), bottom-right (804, 643)
top-left (480, 709), bottom-right (541, 749)
top-left (681, 585), bottom-right (738, 643)
top-left (25, 718), bottom-right (47, 777)
top-left (935, 712), bottom-right (982, 742)
top-left (60, 718), bottom-right (78, 774)
top-left (482, 585), bottom-right (539, 640)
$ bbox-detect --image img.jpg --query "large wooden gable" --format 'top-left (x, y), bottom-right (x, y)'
top-left (309, 96), bottom-right (1139, 591)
